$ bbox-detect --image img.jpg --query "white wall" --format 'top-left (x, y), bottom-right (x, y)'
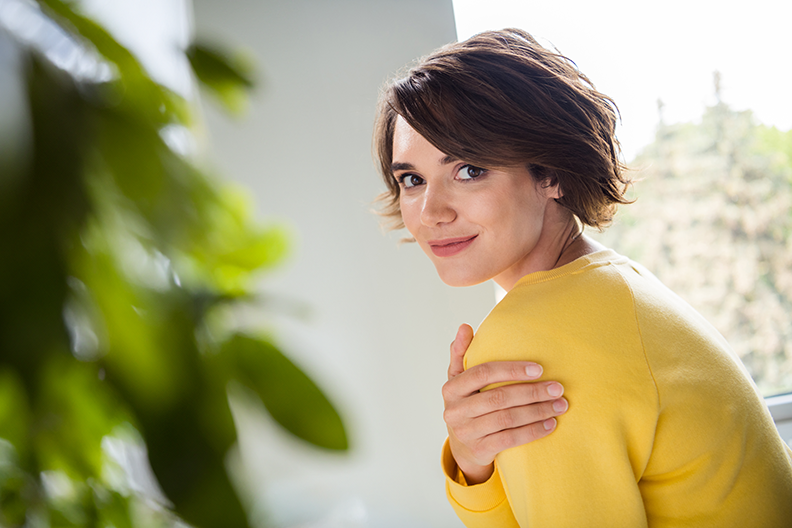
top-left (190, 1), bottom-right (495, 527)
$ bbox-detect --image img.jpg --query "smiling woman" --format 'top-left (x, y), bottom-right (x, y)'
top-left (373, 29), bottom-right (792, 527)
top-left (392, 118), bottom-right (564, 289)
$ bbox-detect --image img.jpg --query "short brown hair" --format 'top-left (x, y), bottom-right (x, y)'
top-left (374, 28), bottom-right (631, 230)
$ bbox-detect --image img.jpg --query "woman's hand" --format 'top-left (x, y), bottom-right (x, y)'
top-left (443, 324), bottom-right (568, 485)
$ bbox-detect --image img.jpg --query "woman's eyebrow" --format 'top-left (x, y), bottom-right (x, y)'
top-left (391, 162), bottom-right (415, 173)
top-left (391, 156), bottom-right (458, 173)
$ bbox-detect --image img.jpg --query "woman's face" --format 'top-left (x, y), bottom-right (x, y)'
top-left (392, 117), bottom-right (564, 289)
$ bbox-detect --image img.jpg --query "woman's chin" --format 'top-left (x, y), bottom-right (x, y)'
top-left (434, 267), bottom-right (489, 288)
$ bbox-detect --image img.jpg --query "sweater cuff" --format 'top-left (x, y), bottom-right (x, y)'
top-left (441, 437), bottom-right (509, 512)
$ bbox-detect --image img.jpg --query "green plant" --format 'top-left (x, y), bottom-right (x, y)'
top-left (0, 1), bottom-right (348, 526)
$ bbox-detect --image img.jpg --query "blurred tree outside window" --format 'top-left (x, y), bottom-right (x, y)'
top-left (595, 76), bottom-right (792, 397)
top-left (0, 1), bottom-right (348, 527)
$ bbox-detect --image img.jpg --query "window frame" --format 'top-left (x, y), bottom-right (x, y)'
top-left (768, 393), bottom-right (792, 447)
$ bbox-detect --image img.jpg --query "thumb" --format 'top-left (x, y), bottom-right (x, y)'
top-left (448, 323), bottom-right (474, 380)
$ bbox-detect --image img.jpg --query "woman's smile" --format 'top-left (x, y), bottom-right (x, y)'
top-left (428, 235), bottom-right (478, 257)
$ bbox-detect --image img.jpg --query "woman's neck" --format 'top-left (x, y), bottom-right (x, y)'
top-left (553, 233), bottom-right (605, 269)
top-left (493, 213), bottom-right (604, 292)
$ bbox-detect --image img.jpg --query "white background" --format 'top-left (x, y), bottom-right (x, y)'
top-left (454, 0), bottom-right (792, 161)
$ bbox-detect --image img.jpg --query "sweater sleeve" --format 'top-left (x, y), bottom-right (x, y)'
top-left (459, 267), bottom-right (657, 527)
top-left (441, 438), bottom-right (521, 527)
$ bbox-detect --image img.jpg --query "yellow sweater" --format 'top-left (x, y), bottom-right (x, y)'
top-left (443, 250), bottom-right (792, 527)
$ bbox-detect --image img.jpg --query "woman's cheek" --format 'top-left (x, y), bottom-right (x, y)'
top-left (400, 197), bottom-right (420, 236)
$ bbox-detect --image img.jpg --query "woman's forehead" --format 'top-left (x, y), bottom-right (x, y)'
top-left (391, 117), bottom-right (448, 167)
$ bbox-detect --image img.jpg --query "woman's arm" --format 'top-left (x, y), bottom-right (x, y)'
top-left (440, 324), bottom-right (568, 527)
top-left (443, 324), bottom-right (568, 485)
top-left (443, 324), bottom-right (568, 484)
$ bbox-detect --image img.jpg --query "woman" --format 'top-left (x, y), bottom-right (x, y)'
top-left (374, 29), bottom-right (792, 527)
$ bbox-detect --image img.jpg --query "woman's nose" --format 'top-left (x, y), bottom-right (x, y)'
top-left (420, 186), bottom-right (456, 226)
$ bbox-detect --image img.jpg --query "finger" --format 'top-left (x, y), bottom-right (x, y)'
top-left (448, 323), bottom-right (474, 380)
top-left (443, 360), bottom-right (546, 401)
top-left (478, 417), bottom-right (558, 455)
top-left (468, 398), bottom-right (568, 436)
top-left (461, 382), bottom-right (565, 418)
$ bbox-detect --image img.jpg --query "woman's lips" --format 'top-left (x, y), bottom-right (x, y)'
top-left (428, 235), bottom-right (477, 257)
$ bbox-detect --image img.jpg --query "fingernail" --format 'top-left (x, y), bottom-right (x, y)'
top-left (547, 383), bottom-right (563, 397)
top-left (543, 418), bottom-right (556, 431)
top-left (552, 398), bottom-right (568, 413)
top-left (526, 364), bottom-right (542, 377)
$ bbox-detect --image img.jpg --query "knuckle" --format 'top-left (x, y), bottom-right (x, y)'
top-left (455, 423), bottom-right (474, 443)
top-left (510, 362), bottom-right (525, 379)
top-left (491, 430), bottom-right (515, 452)
top-left (486, 388), bottom-right (507, 409)
top-left (472, 363), bottom-right (492, 385)
top-left (523, 382), bottom-right (542, 402)
top-left (441, 381), bottom-right (454, 401)
top-left (495, 410), bottom-right (514, 430)
top-left (442, 407), bottom-right (456, 426)
top-left (470, 442), bottom-right (489, 462)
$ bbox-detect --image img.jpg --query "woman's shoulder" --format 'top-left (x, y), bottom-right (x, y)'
top-left (466, 248), bottom-right (660, 429)
top-left (490, 248), bottom-right (637, 329)
top-left (466, 249), bottom-right (646, 369)
top-left (467, 246), bottom-right (746, 388)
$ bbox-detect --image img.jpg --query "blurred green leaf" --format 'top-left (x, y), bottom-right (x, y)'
top-left (0, 2), bottom-right (349, 527)
top-left (140, 395), bottom-right (248, 528)
top-left (38, 0), bottom-right (190, 127)
top-left (35, 356), bottom-right (129, 480)
top-left (187, 42), bottom-right (255, 116)
top-left (43, 470), bottom-right (92, 527)
top-left (223, 334), bottom-right (348, 451)
top-left (0, 441), bottom-right (28, 527)
top-left (0, 53), bottom-right (90, 390)
top-left (93, 489), bottom-right (132, 528)
top-left (0, 370), bottom-right (30, 461)
top-left (72, 241), bottom-right (186, 413)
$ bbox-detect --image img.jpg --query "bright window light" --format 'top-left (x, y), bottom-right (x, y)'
top-left (452, 0), bottom-right (792, 161)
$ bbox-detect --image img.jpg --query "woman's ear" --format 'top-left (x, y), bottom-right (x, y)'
top-left (540, 177), bottom-right (562, 200)
top-left (528, 164), bottom-right (562, 200)
top-left (545, 181), bottom-right (562, 200)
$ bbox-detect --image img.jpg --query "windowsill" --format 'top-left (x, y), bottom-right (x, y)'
top-left (767, 393), bottom-right (792, 447)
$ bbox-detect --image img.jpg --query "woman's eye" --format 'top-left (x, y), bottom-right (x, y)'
top-left (400, 174), bottom-right (424, 188)
top-left (458, 165), bottom-right (486, 180)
